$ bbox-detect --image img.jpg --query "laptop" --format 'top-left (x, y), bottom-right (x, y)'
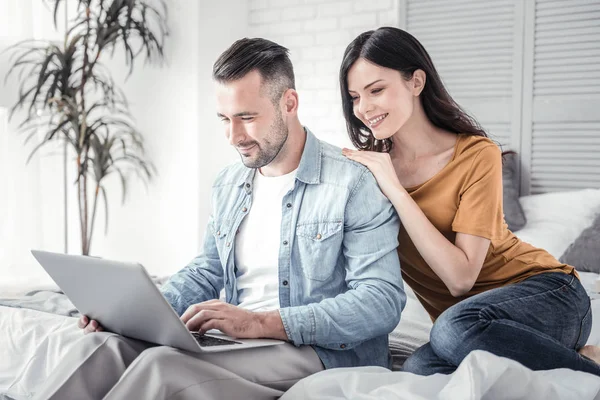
top-left (31, 250), bottom-right (284, 353)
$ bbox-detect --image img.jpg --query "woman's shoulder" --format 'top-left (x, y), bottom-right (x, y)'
top-left (456, 134), bottom-right (501, 161)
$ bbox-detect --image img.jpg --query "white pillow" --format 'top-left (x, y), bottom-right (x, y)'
top-left (514, 189), bottom-right (600, 259)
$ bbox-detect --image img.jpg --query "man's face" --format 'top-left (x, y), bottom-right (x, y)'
top-left (216, 70), bottom-right (288, 169)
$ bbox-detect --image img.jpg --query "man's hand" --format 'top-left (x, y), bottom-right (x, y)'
top-left (180, 300), bottom-right (288, 340)
top-left (77, 315), bottom-right (104, 334)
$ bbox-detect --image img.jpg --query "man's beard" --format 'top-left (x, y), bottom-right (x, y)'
top-left (238, 111), bottom-right (289, 169)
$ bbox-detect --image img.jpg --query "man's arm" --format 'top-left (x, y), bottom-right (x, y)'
top-left (161, 215), bottom-right (225, 316)
top-left (180, 300), bottom-right (289, 340)
top-left (279, 169), bottom-right (405, 349)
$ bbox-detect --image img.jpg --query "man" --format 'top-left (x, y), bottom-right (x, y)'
top-left (35, 38), bottom-right (405, 400)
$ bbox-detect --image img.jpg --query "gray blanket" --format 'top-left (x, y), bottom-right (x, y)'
top-left (0, 276), bottom-right (170, 317)
top-left (0, 289), bottom-right (79, 317)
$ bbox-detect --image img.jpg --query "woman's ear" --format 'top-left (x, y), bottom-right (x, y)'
top-left (412, 69), bottom-right (426, 96)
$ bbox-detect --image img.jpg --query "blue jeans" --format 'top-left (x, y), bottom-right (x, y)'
top-left (403, 271), bottom-right (598, 376)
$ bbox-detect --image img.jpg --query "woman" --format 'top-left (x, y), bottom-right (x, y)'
top-left (339, 26), bottom-right (600, 376)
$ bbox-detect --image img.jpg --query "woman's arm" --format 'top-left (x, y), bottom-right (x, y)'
top-left (342, 148), bottom-right (491, 297)
top-left (389, 189), bottom-right (489, 296)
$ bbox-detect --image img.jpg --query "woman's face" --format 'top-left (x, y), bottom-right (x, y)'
top-left (347, 58), bottom-right (418, 140)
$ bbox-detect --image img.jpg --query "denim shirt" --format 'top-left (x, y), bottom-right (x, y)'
top-left (161, 128), bottom-right (406, 369)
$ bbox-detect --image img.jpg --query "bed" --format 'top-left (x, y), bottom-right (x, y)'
top-left (1, 188), bottom-right (600, 400)
top-left (282, 188), bottom-right (600, 399)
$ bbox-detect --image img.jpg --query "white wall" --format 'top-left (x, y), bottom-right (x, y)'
top-left (0, 0), bottom-right (247, 290)
top-left (88, 0), bottom-right (204, 277)
top-left (196, 1), bottom-right (248, 246)
top-left (0, 0), bottom-right (395, 289)
top-left (248, 0), bottom-right (600, 195)
top-left (248, 0), bottom-right (399, 148)
top-left (91, 0), bottom-right (246, 277)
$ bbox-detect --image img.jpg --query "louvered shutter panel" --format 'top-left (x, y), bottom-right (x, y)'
top-left (402, 0), bottom-right (523, 150)
top-left (522, 0), bottom-right (600, 194)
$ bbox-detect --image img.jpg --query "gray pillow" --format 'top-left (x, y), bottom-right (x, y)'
top-left (502, 151), bottom-right (527, 231)
top-left (560, 213), bottom-right (600, 273)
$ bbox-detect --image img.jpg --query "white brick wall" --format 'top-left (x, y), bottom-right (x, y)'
top-left (249, 0), bottom-right (399, 148)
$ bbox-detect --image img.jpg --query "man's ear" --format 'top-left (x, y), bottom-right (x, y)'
top-left (412, 69), bottom-right (426, 96)
top-left (282, 88), bottom-right (299, 115)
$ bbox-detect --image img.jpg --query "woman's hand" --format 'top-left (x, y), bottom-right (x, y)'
top-left (342, 148), bottom-right (405, 199)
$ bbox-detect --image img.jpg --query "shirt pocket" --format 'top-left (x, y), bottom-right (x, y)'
top-left (295, 221), bottom-right (343, 281)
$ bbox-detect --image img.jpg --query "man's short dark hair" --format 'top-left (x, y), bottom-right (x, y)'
top-left (212, 38), bottom-right (295, 104)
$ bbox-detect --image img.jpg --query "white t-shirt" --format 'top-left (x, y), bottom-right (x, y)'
top-left (234, 168), bottom-right (297, 312)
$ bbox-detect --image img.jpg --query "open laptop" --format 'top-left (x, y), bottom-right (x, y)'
top-left (31, 250), bottom-right (284, 353)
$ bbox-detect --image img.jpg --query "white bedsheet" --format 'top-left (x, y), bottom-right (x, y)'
top-left (0, 308), bottom-right (79, 399)
top-left (2, 273), bottom-right (599, 399)
top-left (282, 272), bottom-right (600, 400)
top-left (282, 350), bottom-right (600, 400)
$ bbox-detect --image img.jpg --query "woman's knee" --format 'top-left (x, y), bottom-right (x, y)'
top-left (429, 311), bottom-right (459, 351)
top-left (430, 305), bottom-right (483, 360)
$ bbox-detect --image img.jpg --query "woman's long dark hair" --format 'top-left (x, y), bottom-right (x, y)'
top-left (340, 27), bottom-right (488, 152)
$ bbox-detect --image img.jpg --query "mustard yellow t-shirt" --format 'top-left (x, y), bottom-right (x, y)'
top-left (399, 134), bottom-right (574, 321)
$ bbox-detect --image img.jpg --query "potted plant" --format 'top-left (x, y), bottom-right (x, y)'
top-left (4, 0), bottom-right (168, 255)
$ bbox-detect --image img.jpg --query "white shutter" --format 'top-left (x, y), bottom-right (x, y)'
top-left (401, 0), bottom-right (524, 151)
top-left (521, 0), bottom-right (600, 194)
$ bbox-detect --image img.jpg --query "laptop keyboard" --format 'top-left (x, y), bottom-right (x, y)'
top-left (190, 331), bottom-right (242, 347)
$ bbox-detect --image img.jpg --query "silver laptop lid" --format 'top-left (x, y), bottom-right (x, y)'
top-left (30, 250), bottom-right (201, 352)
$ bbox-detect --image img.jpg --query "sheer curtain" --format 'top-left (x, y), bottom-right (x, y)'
top-left (0, 107), bottom-right (55, 293)
top-left (0, 1), bottom-right (72, 294)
